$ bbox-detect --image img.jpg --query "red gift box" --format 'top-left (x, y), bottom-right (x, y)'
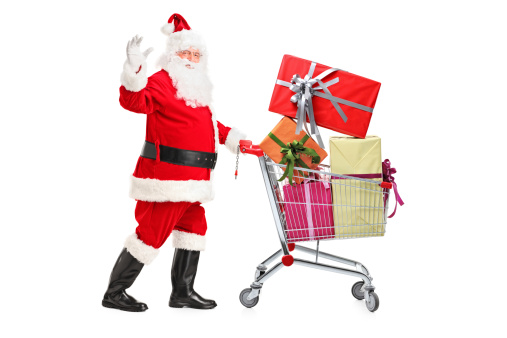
top-left (269, 54), bottom-right (381, 139)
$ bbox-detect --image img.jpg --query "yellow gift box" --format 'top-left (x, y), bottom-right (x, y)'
top-left (329, 136), bottom-right (386, 238)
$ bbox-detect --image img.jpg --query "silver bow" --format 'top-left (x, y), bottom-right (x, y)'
top-left (276, 61), bottom-right (374, 149)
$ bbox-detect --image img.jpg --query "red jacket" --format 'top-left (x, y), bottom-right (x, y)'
top-left (120, 68), bottom-right (244, 203)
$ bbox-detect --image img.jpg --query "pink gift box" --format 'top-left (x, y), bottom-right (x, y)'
top-left (283, 179), bottom-right (335, 242)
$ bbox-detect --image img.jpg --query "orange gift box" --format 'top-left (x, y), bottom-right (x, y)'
top-left (259, 117), bottom-right (328, 184)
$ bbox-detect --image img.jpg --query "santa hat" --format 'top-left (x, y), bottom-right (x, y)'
top-left (160, 13), bottom-right (206, 54)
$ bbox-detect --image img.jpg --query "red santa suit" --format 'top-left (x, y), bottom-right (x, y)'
top-left (119, 26), bottom-right (245, 265)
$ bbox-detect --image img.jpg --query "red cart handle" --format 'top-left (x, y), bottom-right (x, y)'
top-left (239, 140), bottom-right (264, 157)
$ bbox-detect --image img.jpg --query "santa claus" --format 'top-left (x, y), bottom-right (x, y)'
top-left (102, 13), bottom-right (246, 312)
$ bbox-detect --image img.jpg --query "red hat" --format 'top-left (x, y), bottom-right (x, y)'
top-left (161, 13), bottom-right (191, 35)
top-left (159, 13), bottom-right (206, 55)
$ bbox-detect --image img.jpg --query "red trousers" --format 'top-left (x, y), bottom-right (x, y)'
top-left (134, 200), bottom-right (207, 250)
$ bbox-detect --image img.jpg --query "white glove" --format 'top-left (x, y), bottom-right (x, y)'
top-left (121, 35), bottom-right (154, 91)
top-left (125, 35), bottom-right (154, 71)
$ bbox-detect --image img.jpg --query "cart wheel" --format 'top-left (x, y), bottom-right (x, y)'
top-left (365, 292), bottom-right (379, 312)
top-left (351, 281), bottom-right (365, 300)
top-left (239, 288), bottom-right (259, 308)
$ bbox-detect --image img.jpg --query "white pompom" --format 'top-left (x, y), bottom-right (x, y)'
top-left (161, 22), bottom-right (175, 35)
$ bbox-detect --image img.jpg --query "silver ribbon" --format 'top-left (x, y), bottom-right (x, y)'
top-left (276, 62), bottom-right (374, 149)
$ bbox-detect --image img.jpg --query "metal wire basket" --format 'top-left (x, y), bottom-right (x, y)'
top-left (265, 159), bottom-right (390, 242)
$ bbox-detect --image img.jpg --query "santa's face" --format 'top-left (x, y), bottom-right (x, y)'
top-left (176, 47), bottom-right (201, 68)
top-left (160, 47), bottom-right (212, 107)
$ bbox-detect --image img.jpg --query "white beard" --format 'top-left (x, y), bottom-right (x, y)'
top-left (159, 54), bottom-right (213, 108)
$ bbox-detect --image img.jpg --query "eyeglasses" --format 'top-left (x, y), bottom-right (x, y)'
top-left (177, 50), bottom-right (202, 59)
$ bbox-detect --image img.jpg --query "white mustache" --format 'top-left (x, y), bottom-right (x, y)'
top-left (176, 58), bottom-right (197, 69)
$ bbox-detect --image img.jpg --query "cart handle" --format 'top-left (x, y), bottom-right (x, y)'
top-left (239, 140), bottom-right (264, 157)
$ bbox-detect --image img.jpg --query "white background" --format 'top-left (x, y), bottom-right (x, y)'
top-left (1, 0), bottom-right (505, 337)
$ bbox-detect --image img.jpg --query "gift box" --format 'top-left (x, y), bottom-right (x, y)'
top-left (329, 136), bottom-right (385, 238)
top-left (282, 175), bottom-right (335, 242)
top-left (269, 55), bottom-right (381, 142)
top-left (260, 117), bottom-right (328, 184)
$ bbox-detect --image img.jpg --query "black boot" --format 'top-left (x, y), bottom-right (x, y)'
top-left (102, 248), bottom-right (148, 312)
top-left (169, 249), bottom-right (217, 309)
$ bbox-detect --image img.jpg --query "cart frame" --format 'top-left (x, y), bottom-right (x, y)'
top-left (238, 141), bottom-right (391, 312)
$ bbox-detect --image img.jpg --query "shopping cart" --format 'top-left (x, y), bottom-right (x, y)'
top-left (237, 140), bottom-right (393, 312)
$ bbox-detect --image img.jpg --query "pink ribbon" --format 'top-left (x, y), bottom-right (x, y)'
top-left (383, 159), bottom-right (404, 218)
top-left (303, 181), bottom-right (315, 240)
top-left (331, 173), bottom-right (382, 179)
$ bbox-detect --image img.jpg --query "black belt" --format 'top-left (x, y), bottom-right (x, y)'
top-left (140, 141), bottom-right (218, 169)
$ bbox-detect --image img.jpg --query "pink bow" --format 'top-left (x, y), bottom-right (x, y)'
top-left (383, 159), bottom-right (404, 218)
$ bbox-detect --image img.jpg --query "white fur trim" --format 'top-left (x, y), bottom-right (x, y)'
top-left (124, 233), bottom-right (159, 265)
top-left (172, 230), bottom-right (206, 251)
top-left (120, 60), bottom-right (148, 92)
top-left (161, 22), bottom-right (175, 35)
top-left (225, 127), bottom-right (247, 154)
top-left (130, 175), bottom-right (215, 203)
